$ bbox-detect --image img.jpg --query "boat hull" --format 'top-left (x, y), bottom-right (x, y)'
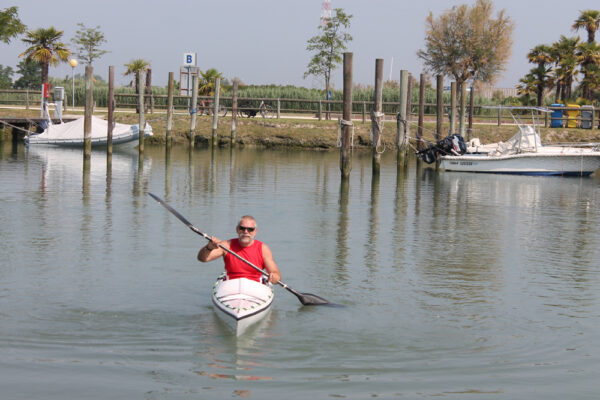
top-left (25, 116), bottom-right (152, 147)
top-left (212, 275), bottom-right (274, 336)
top-left (440, 151), bottom-right (600, 176)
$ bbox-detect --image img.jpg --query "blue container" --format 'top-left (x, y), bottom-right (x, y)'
top-left (550, 104), bottom-right (564, 128)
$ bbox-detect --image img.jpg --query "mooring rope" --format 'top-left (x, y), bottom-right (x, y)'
top-left (337, 118), bottom-right (354, 148)
top-left (370, 111), bottom-right (386, 154)
top-left (0, 120), bottom-right (37, 135)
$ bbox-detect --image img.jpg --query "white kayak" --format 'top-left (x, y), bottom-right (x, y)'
top-left (212, 273), bottom-right (274, 336)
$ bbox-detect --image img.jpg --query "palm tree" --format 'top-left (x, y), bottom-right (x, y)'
top-left (124, 59), bottom-right (150, 113)
top-left (198, 68), bottom-right (225, 96)
top-left (527, 44), bottom-right (553, 105)
top-left (576, 42), bottom-right (600, 99)
top-left (123, 59), bottom-right (150, 94)
top-left (516, 73), bottom-right (537, 106)
top-left (19, 27), bottom-right (70, 84)
top-left (572, 10), bottom-right (600, 100)
top-left (550, 36), bottom-right (580, 101)
top-left (572, 9), bottom-right (600, 43)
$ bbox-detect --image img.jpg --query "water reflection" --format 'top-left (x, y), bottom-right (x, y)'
top-left (364, 174), bottom-right (379, 276)
top-left (165, 147), bottom-right (171, 200)
top-left (82, 156), bottom-right (90, 203)
top-left (191, 309), bottom-right (278, 387)
top-left (335, 179), bottom-right (349, 283)
top-left (105, 156), bottom-right (112, 202)
top-left (392, 161), bottom-right (409, 271)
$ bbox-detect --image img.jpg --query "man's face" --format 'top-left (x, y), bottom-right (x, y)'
top-left (236, 218), bottom-right (257, 246)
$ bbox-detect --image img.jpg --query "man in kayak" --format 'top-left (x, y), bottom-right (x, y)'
top-left (197, 215), bottom-right (281, 284)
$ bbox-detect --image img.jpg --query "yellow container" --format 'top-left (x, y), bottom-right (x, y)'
top-left (565, 104), bottom-right (580, 128)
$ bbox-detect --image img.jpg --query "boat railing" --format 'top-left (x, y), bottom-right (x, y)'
top-left (483, 106), bottom-right (551, 153)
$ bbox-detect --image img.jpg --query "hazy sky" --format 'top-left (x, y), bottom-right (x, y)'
top-left (1, 0), bottom-right (597, 89)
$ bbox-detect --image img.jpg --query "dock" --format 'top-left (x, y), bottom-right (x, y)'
top-left (0, 117), bottom-right (77, 137)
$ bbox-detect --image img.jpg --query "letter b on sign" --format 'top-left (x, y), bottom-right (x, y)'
top-left (183, 52), bottom-right (196, 67)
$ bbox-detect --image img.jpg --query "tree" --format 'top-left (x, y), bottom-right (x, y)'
top-left (417, 0), bottom-right (514, 87)
top-left (527, 44), bottom-right (553, 105)
top-left (572, 10), bottom-right (600, 100)
top-left (304, 8), bottom-right (353, 96)
top-left (71, 23), bottom-right (108, 65)
top-left (572, 9), bottom-right (600, 43)
top-left (19, 27), bottom-right (70, 84)
top-left (516, 73), bottom-right (537, 106)
top-left (13, 59), bottom-right (42, 89)
top-left (576, 41), bottom-right (600, 100)
top-left (0, 65), bottom-right (14, 89)
top-left (550, 36), bottom-right (579, 101)
top-left (124, 59), bottom-right (150, 91)
top-left (123, 59), bottom-right (150, 112)
top-left (0, 6), bottom-right (26, 44)
top-left (198, 68), bottom-right (225, 96)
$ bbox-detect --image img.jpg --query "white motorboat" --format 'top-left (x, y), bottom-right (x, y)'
top-left (212, 273), bottom-right (274, 336)
top-left (25, 116), bottom-right (152, 147)
top-left (422, 107), bottom-right (600, 176)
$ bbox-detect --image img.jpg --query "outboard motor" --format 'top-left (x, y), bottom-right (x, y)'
top-left (416, 134), bottom-right (467, 164)
top-left (439, 134), bottom-right (466, 155)
top-left (417, 145), bottom-right (439, 164)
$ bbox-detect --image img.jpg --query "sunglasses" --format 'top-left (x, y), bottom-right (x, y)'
top-left (238, 225), bottom-right (256, 232)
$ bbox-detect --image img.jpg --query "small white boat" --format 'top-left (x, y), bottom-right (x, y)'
top-left (25, 116), bottom-right (152, 147)
top-left (425, 107), bottom-right (600, 176)
top-left (212, 273), bottom-right (274, 336)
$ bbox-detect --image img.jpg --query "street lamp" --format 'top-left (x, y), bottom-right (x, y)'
top-left (68, 58), bottom-right (78, 109)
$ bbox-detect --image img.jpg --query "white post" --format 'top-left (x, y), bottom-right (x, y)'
top-left (71, 68), bottom-right (75, 109)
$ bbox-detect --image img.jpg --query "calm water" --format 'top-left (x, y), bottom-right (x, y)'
top-left (1, 141), bottom-right (599, 399)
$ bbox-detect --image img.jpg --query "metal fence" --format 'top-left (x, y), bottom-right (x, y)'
top-left (1, 89), bottom-right (598, 128)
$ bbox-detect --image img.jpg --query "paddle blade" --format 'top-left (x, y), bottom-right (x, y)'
top-left (298, 292), bottom-right (331, 306)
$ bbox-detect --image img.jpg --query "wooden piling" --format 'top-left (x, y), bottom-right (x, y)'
top-left (459, 82), bottom-right (467, 136)
top-left (340, 52), bottom-right (353, 180)
top-left (450, 82), bottom-right (457, 134)
top-left (189, 74), bottom-right (198, 148)
top-left (417, 73), bottom-right (425, 150)
top-left (83, 65), bottom-right (93, 159)
top-left (396, 69), bottom-right (409, 164)
top-left (166, 72), bottom-right (174, 149)
top-left (468, 85), bottom-right (474, 141)
top-left (107, 66), bottom-right (114, 157)
top-left (371, 58), bottom-right (384, 175)
top-left (318, 100), bottom-right (322, 121)
top-left (211, 77), bottom-right (220, 146)
top-left (144, 68), bottom-right (151, 114)
top-left (231, 78), bottom-right (238, 144)
top-left (137, 71), bottom-right (145, 154)
top-left (406, 75), bottom-right (413, 141)
top-left (436, 75), bottom-right (443, 141)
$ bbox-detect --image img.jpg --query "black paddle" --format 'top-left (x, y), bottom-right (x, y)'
top-left (148, 192), bottom-right (331, 306)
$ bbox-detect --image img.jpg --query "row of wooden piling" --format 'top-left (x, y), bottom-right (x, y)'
top-left (339, 52), bottom-right (475, 180)
top-left (81, 59), bottom-right (473, 180)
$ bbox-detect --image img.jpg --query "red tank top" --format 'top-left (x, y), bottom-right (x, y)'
top-left (224, 239), bottom-right (265, 281)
